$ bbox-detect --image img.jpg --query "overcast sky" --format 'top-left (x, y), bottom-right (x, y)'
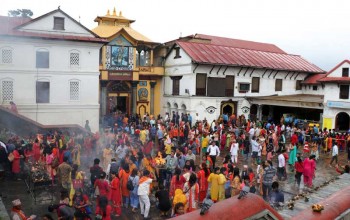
top-left (2, 0), bottom-right (350, 71)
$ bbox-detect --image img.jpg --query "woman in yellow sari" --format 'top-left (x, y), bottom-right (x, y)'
top-left (72, 144), bottom-right (81, 166)
top-left (231, 167), bottom-right (241, 197)
top-left (218, 168), bottom-right (227, 201)
top-left (207, 167), bottom-right (220, 202)
top-left (102, 145), bottom-right (113, 170)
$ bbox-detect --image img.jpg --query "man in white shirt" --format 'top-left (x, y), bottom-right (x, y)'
top-left (277, 151), bottom-right (286, 181)
top-left (249, 127), bottom-right (255, 142)
top-left (207, 141), bottom-right (220, 169)
top-left (330, 142), bottom-right (338, 166)
top-left (230, 139), bottom-right (239, 164)
top-left (138, 170), bottom-right (153, 219)
top-left (251, 136), bottom-right (261, 164)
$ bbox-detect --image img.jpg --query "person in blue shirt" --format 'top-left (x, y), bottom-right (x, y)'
top-left (187, 113), bottom-right (192, 127)
top-left (222, 113), bottom-right (229, 125)
top-left (269, 181), bottom-right (284, 208)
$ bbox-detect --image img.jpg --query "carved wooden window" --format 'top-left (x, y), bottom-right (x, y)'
top-left (339, 85), bottom-right (349, 99)
top-left (225, 76), bottom-right (234, 96)
top-left (251, 77), bottom-right (260, 93)
top-left (275, 79), bottom-right (282, 91)
top-left (196, 74), bottom-right (206, 96)
top-left (296, 80), bottom-right (302, 90)
top-left (54, 17), bottom-right (65, 30)
top-left (342, 68), bottom-right (349, 77)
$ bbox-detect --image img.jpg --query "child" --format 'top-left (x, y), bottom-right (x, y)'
top-left (303, 141), bottom-right (310, 156)
top-left (172, 189), bottom-right (187, 215)
top-left (310, 142), bottom-right (319, 161)
top-left (173, 202), bottom-right (185, 217)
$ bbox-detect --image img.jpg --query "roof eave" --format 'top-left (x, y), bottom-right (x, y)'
top-left (191, 61), bottom-right (325, 74)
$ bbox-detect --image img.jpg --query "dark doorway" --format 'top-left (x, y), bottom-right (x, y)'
top-left (336, 112), bottom-right (350, 131)
top-left (115, 97), bottom-right (127, 113)
top-left (250, 104), bottom-right (258, 121)
top-left (223, 105), bottom-right (233, 115)
top-left (221, 101), bottom-right (237, 116)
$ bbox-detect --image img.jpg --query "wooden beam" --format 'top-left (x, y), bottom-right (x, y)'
top-left (290, 72), bottom-right (296, 80)
top-left (242, 68), bottom-right (250, 77)
top-left (216, 66), bottom-right (222, 75)
top-left (192, 64), bottom-right (199, 73)
top-left (223, 66), bottom-right (228, 75)
top-left (268, 70), bottom-right (274, 78)
top-left (285, 71), bottom-right (291, 79)
top-left (237, 67), bottom-right (243, 76)
top-left (249, 69), bottom-right (256, 77)
top-left (294, 72), bottom-right (300, 80)
top-left (273, 70), bottom-right (279, 79)
top-left (262, 69), bottom-right (268, 78)
top-left (209, 65), bottom-right (215, 74)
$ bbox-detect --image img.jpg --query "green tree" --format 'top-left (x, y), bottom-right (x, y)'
top-left (8, 9), bottom-right (33, 18)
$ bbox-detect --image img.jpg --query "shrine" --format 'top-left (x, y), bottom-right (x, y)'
top-left (92, 7), bottom-right (164, 117)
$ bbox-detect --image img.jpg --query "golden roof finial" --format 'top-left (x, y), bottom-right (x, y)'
top-left (106, 9), bottom-right (110, 16)
top-left (113, 7), bottom-right (117, 16)
top-left (119, 11), bottom-right (122, 16)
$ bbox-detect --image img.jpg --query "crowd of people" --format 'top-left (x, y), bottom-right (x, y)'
top-left (0, 111), bottom-right (350, 219)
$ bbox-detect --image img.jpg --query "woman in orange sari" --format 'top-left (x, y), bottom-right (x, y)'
top-left (142, 155), bottom-right (156, 179)
top-left (197, 163), bottom-right (210, 203)
top-left (110, 172), bottom-right (122, 217)
top-left (118, 163), bottom-right (130, 208)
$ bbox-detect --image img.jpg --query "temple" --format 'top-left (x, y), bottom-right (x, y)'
top-left (92, 7), bottom-right (164, 117)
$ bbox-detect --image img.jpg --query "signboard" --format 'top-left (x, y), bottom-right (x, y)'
top-left (322, 117), bottom-right (332, 130)
top-left (327, 101), bottom-right (350, 109)
top-left (108, 72), bottom-right (132, 80)
top-left (109, 72), bottom-right (131, 76)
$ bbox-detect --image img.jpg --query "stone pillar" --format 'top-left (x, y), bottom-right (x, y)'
top-left (257, 104), bottom-right (263, 121)
top-left (100, 81), bottom-right (108, 116)
top-left (150, 81), bottom-right (157, 115)
top-left (131, 81), bottom-right (138, 114)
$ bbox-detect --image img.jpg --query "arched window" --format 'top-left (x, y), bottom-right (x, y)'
top-left (1, 47), bottom-right (13, 64)
top-left (36, 48), bottom-right (49, 68)
top-left (1, 78), bottom-right (14, 102)
top-left (69, 79), bottom-right (80, 101)
top-left (36, 78), bottom-right (50, 103)
top-left (69, 50), bottom-right (80, 67)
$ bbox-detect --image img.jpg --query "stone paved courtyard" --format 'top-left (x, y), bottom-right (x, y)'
top-left (0, 149), bottom-right (348, 220)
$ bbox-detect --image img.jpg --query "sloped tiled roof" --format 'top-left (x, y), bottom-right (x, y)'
top-left (302, 73), bottom-right (326, 84)
top-left (318, 77), bottom-right (350, 83)
top-left (194, 34), bottom-right (286, 54)
top-left (92, 25), bottom-right (153, 43)
top-left (0, 10), bottom-right (107, 43)
top-left (303, 60), bottom-right (350, 84)
top-left (177, 40), bottom-right (324, 73)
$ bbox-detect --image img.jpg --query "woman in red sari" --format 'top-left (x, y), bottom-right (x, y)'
top-left (33, 139), bottom-right (41, 162)
top-left (95, 172), bottom-right (110, 205)
top-left (110, 172), bottom-right (122, 217)
top-left (169, 168), bottom-right (186, 199)
top-left (12, 148), bottom-right (22, 180)
top-left (118, 163), bottom-right (131, 208)
top-left (303, 155), bottom-right (316, 187)
top-left (197, 163), bottom-right (210, 203)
